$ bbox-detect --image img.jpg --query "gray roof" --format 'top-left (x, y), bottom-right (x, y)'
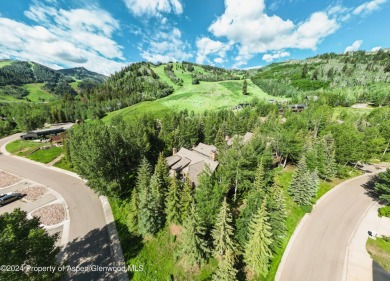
top-left (226, 132), bottom-right (253, 146)
top-left (166, 145), bottom-right (219, 185)
top-left (192, 143), bottom-right (217, 157)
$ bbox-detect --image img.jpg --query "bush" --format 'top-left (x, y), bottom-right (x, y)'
top-left (378, 206), bottom-right (390, 218)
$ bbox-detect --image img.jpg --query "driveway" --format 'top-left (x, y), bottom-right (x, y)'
top-left (0, 133), bottom-right (116, 280)
top-left (277, 167), bottom-right (387, 281)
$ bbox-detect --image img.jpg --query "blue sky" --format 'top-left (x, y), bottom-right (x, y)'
top-left (0, 0), bottom-right (388, 74)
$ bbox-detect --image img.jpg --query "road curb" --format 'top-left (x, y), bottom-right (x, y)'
top-left (275, 168), bottom-right (387, 281)
top-left (100, 196), bottom-right (129, 281)
top-left (2, 136), bottom-right (128, 280)
top-left (275, 214), bottom-right (310, 281)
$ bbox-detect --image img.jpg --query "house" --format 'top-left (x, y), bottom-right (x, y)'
top-left (232, 103), bottom-right (250, 111)
top-left (166, 143), bottom-right (219, 186)
top-left (21, 127), bottom-right (66, 140)
top-left (49, 133), bottom-right (67, 146)
top-left (226, 132), bottom-right (254, 146)
top-left (289, 104), bottom-right (306, 112)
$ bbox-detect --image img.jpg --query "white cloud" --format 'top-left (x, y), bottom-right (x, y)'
top-left (195, 37), bottom-right (231, 64)
top-left (371, 46), bottom-right (382, 51)
top-left (0, 3), bottom-right (126, 75)
top-left (123, 0), bottom-right (183, 16)
top-left (140, 27), bottom-right (192, 63)
top-left (353, 0), bottom-right (387, 16)
top-left (214, 57), bottom-right (224, 64)
top-left (344, 40), bottom-right (363, 53)
top-left (262, 51), bottom-right (290, 62)
top-left (208, 0), bottom-right (339, 66)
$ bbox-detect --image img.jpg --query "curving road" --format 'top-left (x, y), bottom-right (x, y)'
top-left (277, 169), bottom-right (385, 281)
top-left (0, 133), bottom-right (115, 280)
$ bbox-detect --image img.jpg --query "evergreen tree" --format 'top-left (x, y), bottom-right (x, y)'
top-left (244, 200), bottom-right (273, 279)
top-left (308, 170), bottom-right (320, 199)
top-left (180, 177), bottom-right (193, 222)
top-left (267, 181), bottom-right (287, 252)
top-left (242, 79), bottom-right (248, 95)
top-left (180, 203), bottom-right (210, 266)
top-left (195, 169), bottom-right (223, 227)
top-left (166, 176), bottom-right (181, 224)
top-left (149, 173), bottom-right (165, 231)
top-left (288, 155), bottom-right (315, 205)
top-left (215, 126), bottom-right (226, 149)
top-left (212, 197), bottom-right (238, 259)
top-left (212, 249), bottom-right (238, 281)
top-left (236, 162), bottom-right (266, 247)
top-left (137, 158), bottom-right (156, 235)
top-left (127, 188), bottom-right (139, 234)
top-left (323, 135), bottom-right (337, 180)
top-left (154, 152), bottom-right (170, 196)
top-left (374, 168), bottom-right (390, 204)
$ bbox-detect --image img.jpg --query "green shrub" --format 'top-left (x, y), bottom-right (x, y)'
top-left (378, 206), bottom-right (390, 218)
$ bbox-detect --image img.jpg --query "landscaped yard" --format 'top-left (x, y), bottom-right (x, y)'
top-left (27, 146), bottom-right (63, 164)
top-left (6, 140), bottom-right (63, 164)
top-left (6, 140), bottom-right (45, 157)
top-left (366, 237), bottom-right (390, 272)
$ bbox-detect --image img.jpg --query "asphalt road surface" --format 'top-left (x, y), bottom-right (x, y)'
top-left (0, 134), bottom-right (115, 280)
top-left (278, 172), bottom-right (379, 281)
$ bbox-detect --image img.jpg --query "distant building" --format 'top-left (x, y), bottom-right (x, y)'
top-left (21, 127), bottom-right (66, 140)
top-left (49, 133), bottom-right (68, 146)
top-left (166, 143), bottom-right (219, 186)
top-left (289, 104), bottom-right (306, 112)
top-left (226, 132), bottom-right (254, 146)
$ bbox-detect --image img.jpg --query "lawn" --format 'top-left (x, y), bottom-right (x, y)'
top-left (22, 83), bottom-right (56, 102)
top-left (6, 140), bottom-right (44, 157)
top-left (53, 157), bottom-right (74, 172)
top-left (366, 237), bottom-right (390, 272)
top-left (27, 146), bottom-right (63, 164)
top-left (6, 140), bottom-right (63, 164)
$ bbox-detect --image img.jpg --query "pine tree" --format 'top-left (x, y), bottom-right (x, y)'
top-left (253, 162), bottom-right (266, 194)
top-left (180, 177), bottom-right (193, 222)
top-left (154, 152), bottom-right (170, 196)
top-left (242, 79), bottom-right (248, 95)
top-left (288, 155), bottom-right (313, 205)
top-left (181, 202), bottom-right (210, 266)
top-left (267, 181), bottom-right (286, 252)
top-left (375, 168), bottom-right (390, 204)
top-left (323, 135), bottom-right (337, 180)
top-left (166, 177), bottom-right (181, 224)
top-left (127, 188), bottom-right (139, 234)
top-left (212, 249), bottom-right (238, 281)
top-left (244, 200), bottom-right (273, 279)
top-left (136, 158), bottom-right (154, 235)
top-left (236, 163), bottom-right (266, 247)
top-left (308, 170), bottom-right (320, 199)
top-left (138, 174), bottom-right (160, 235)
top-left (215, 126), bottom-right (226, 149)
top-left (149, 173), bottom-right (164, 231)
top-left (212, 197), bottom-right (238, 259)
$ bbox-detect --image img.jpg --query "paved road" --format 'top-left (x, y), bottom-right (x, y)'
top-left (0, 134), bottom-right (114, 280)
top-left (278, 172), bottom-right (381, 281)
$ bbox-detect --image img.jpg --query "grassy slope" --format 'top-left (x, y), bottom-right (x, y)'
top-left (103, 64), bottom-right (285, 122)
top-left (366, 237), bottom-right (390, 272)
top-left (0, 60), bottom-right (13, 68)
top-left (27, 147), bottom-right (63, 164)
top-left (6, 140), bottom-right (63, 164)
top-left (22, 83), bottom-right (56, 102)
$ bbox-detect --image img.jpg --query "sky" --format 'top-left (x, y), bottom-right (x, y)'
top-left (0, 0), bottom-right (389, 75)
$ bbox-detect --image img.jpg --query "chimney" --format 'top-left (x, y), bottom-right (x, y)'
top-left (172, 147), bottom-right (177, 155)
top-left (210, 150), bottom-right (217, 161)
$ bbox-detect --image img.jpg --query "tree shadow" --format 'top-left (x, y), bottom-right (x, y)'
top-left (59, 221), bottom-right (143, 281)
top-left (362, 174), bottom-right (384, 203)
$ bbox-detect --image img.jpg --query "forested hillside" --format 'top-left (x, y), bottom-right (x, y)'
top-left (0, 60), bottom-right (105, 101)
top-left (251, 49), bottom-right (390, 106)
